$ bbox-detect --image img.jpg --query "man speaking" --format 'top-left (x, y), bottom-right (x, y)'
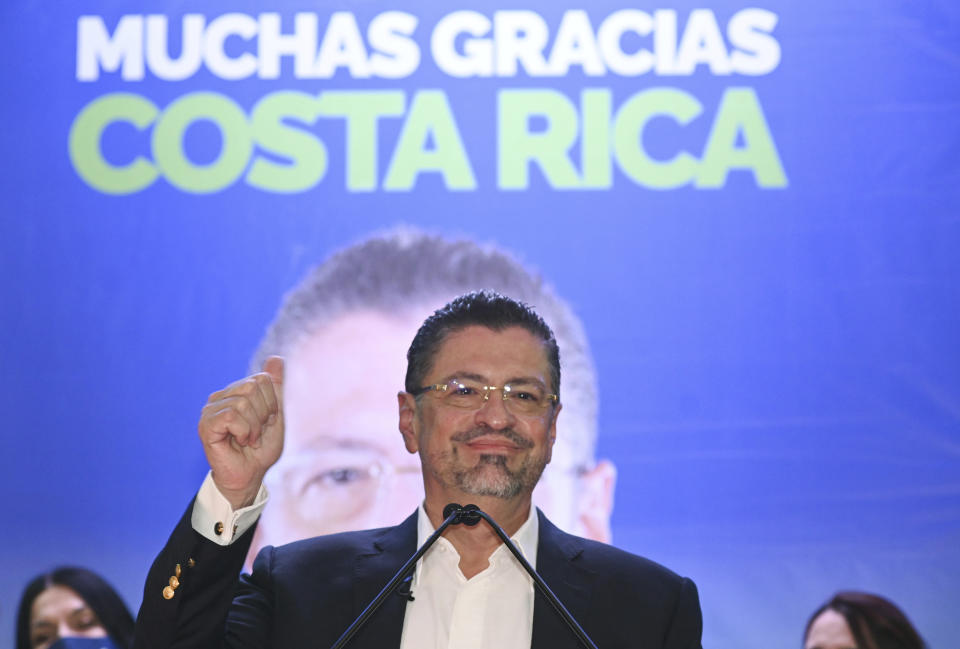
top-left (134, 291), bottom-right (702, 649)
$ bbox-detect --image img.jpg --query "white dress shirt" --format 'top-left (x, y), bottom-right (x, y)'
top-left (193, 471), bottom-right (268, 545)
top-left (192, 474), bottom-right (540, 649)
top-left (399, 503), bottom-right (538, 649)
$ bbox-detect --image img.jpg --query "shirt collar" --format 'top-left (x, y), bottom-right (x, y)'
top-left (414, 502), bottom-right (540, 580)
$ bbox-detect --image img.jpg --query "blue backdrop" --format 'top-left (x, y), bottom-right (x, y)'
top-left (2, 2), bottom-right (959, 647)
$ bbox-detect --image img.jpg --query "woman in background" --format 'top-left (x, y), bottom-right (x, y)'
top-left (16, 566), bottom-right (135, 649)
top-left (804, 591), bottom-right (926, 649)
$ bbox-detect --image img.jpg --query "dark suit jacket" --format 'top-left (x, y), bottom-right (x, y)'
top-left (134, 502), bottom-right (702, 649)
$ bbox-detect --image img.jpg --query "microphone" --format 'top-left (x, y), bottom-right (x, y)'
top-left (396, 574), bottom-right (415, 602)
top-left (442, 502), bottom-right (481, 525)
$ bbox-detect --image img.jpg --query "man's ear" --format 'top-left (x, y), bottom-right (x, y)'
top-left (576, 459), bottom-right (616, 544)
top-left (397, 392), bottom-right (419, 453)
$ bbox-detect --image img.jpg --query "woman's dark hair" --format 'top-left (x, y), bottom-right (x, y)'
top-left (16, 566), bottom-right (135, 649)
top-left (804, 591), bottom-right (926, 649)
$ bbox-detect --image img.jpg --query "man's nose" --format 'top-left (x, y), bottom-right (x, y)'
top-left (474, 392), bottom-right (516, 429)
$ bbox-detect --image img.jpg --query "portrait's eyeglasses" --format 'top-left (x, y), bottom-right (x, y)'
top-left (272, 454), bottom-right (422, 524)
top-left (411, 377), bottom-right (558, 416)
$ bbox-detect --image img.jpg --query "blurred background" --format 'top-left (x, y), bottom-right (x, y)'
top-left (1, 2), bottom-right (958, 647)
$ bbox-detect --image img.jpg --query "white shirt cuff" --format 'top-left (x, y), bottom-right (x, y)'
top-left (191, 471), bottom-right (269, 546)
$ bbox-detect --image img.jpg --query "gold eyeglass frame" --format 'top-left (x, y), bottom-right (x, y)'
top-left (412, 378), bottom-right (559, 413)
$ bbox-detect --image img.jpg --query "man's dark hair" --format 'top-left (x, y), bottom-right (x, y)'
top-left (16, 566), bottom-right (135, 649)
top-left (804, 591), bottom-right (926, 649)
top-left (404, 290), bottom-right (561, 398)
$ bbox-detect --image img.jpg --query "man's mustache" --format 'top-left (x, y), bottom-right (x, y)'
top-left (451, 428), bottom-right (534, 449)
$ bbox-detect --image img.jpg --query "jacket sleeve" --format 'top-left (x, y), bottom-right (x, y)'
top-left (132, 498), bottom-right (257, 649)
top-left (223, 545), bottom-right (277, 649)
top-left (662, 577), bottom-right (703, 649)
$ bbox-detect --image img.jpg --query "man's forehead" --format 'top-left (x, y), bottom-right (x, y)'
top-left (283, 311), bottom-right (416, 446)
top-left (308, 302), bottom-right (442, 340)
top-left (291, 308), bottom-right (423, 357)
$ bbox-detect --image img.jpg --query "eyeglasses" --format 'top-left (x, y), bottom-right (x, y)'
top-left (271, 453), bottom-right (422, 524)
top-left (412, 377), bottom-right (559, 416)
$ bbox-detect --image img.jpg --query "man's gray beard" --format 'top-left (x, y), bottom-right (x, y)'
top-left (453, 453), bottom-right (546, 499)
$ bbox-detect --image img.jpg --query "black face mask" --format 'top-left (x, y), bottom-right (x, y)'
top-left (48, 639), bottom-right (120, 649)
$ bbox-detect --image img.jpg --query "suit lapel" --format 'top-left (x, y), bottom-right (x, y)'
top-left (349, 512), bottom-right (419, 649)
top-left (341, 510), bottom-right (594, 649)
top-left (531, 511), bottom-right (595, 649)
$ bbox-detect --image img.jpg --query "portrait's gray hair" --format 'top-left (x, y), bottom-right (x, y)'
top-left (250, 227), bottom-right (598, 466)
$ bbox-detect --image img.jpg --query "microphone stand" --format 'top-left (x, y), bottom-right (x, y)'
top-left (463, 505), bottom-right (599, 649)
top-left (329, 504), bottom-right (599, 649)
top-left (328, 504), bottom-right (468, 649)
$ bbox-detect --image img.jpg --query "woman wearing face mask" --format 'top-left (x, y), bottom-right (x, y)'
top-left (804, 591), bottom-right (926, 649)
top-left (16, 567), bottom-right (135, 649)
